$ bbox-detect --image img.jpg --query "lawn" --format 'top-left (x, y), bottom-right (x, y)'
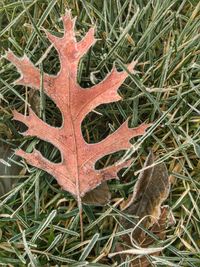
top-left (0, 0), bottom-right (200, 266)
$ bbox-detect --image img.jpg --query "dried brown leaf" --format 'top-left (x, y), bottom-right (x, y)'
top-left (82, 181), bottom-right (111, 206)
top-left (116, 151), bottom-right (171, 266)
top-left (121, 151), bottom-right (170, 240)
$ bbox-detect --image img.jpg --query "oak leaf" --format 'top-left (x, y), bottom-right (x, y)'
top-left (5, 10), bottom-right (150, 202)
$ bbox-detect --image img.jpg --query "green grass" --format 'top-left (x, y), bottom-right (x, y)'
top-left (0, 0), bottom-right (200, 266)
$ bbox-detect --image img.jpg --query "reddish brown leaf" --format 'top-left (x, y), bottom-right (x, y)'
top-left (6, 10), bottom-right (150, 202)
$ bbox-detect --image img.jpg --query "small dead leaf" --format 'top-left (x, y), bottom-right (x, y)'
top-left (29, 89), bottom-right (40, 116)
top-left (82, 181), bottom-right (111, 206)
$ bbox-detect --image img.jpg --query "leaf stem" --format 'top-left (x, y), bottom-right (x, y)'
top-left (78, 197), bottom-right (84, 242)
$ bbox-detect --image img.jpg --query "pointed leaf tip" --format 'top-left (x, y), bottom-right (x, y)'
top-left (62, 9), bottom-right (75, 32)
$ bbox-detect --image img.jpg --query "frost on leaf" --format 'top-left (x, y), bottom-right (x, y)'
top-left (6, 10), bottom-right (150, 200)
